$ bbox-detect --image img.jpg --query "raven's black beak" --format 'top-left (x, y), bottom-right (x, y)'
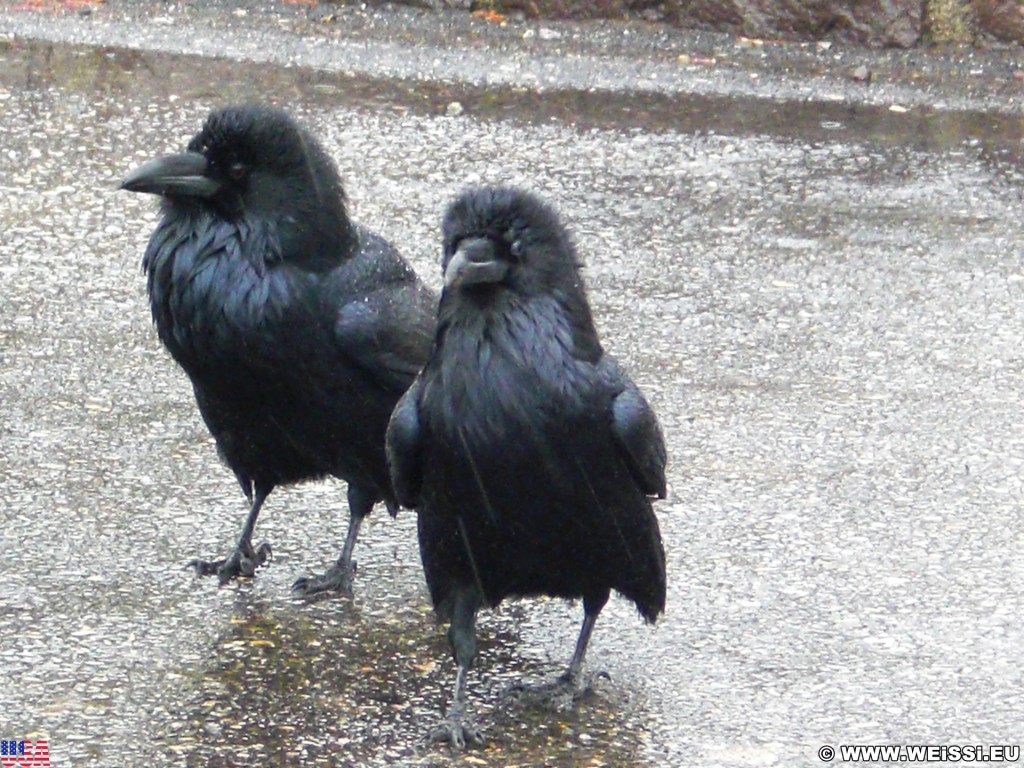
top-left (444, 237), bottom-right (508, 288)
top-left (120, 151), bottom-right (221, 198)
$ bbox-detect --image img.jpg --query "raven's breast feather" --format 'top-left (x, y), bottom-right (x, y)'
top-left (145, 217), bottom-right (303, 363)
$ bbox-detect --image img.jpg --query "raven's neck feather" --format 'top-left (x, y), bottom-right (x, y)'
top-left (437, 286), bottom-right (602, 366)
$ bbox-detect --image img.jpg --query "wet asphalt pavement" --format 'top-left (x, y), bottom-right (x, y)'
top-left (2, 2), bottom-right (1024, 766)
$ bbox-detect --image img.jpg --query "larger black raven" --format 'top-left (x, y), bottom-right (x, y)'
top-left (121, 104), bottom-right (435, 595)
top-left (386, 186), bottom-right (667, 746)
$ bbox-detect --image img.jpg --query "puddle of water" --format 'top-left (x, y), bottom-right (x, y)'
top-left (2, 37), bottom-right (1024, 155)
top-left (155, 596), bottom-right (651, 767)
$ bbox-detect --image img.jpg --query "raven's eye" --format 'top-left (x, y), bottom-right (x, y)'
top-left (509, 239), bottom-right (524, 259)
top-left (228, 162), bottom-right (247, 182)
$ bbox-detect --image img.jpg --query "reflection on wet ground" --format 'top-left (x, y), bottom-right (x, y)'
top-left (3, 38), bottom-right (1024, 156)
top-left (2, 23), bottom-right (1024, 768)
top-left (161, 596), bottom-right (647, 767)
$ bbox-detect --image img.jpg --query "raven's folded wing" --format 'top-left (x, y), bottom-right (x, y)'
top-left (327, 226), bottom-right (436, 394)
top-left (385, 377), bottom-right (425, 509)
top-left (333, 284), bottom-right (435, 394)
top-left (601, 357), bottom-right (667, 499)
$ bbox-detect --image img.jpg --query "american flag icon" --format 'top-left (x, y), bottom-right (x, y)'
top-left (0, 740), bottom-right (50, 767)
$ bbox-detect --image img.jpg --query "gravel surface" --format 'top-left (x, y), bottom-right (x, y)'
top-left (1, 4), bottom-right (1023, 767)
top-left (2, 0), bottom-right (1024, 115)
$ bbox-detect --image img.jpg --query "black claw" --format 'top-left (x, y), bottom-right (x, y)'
top-left (428, 717), bottom-right (484, 749)
top-left (291, 561), bottom-right (356, 597)
top-left (425, 696), bottom-right (483, 749)
top-left (226, 541), bottom-right (271, 580)
top-left (189, 541), bottom-right (272, 584)
top-left (503, 670), bottom-right (606, 711)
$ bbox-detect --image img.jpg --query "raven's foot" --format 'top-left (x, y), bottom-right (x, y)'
top-left (291, 559), bottom-right (357, 597)
top-left (503, 670), bottom-right (609, 711)
top-left (189, 542), bottom-right (272, 583)
top-left (427, 702), bottom-right (484, 749)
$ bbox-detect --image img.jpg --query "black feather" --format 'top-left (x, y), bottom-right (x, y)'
top-left (124, 104), bottom-right (436, 592)
top-left (386, 186), bottom-right (666, 743)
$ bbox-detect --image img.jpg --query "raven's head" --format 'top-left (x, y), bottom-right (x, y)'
top-left (121, 105), bottom-right (355, 263)
top-left (440, 186), bottom-right (583, 298)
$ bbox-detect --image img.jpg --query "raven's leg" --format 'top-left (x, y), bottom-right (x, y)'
top-left (292, 483), bottom-right (375, 596)
top-left (190, 483), bottom-right (274, 582)
top-left (430, 583), bottom-right (485, 748)
top-left (560, 607), bottom-right (599, 684)
top-left (505, 590), bottom-right (610, 709)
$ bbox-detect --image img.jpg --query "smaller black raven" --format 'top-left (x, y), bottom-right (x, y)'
top-left (121, 104), bottom-right (435, 595)
top-left (386, 186), bottom-right (667, 746)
